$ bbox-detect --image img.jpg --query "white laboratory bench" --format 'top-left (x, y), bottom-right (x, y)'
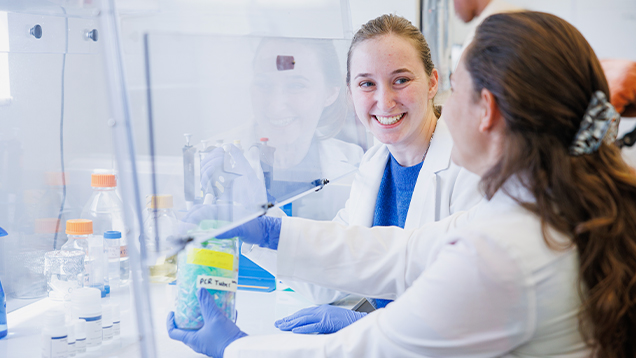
top-left (0, 283), bottom-right (319, 358)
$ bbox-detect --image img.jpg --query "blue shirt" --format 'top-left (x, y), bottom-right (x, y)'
top-left (370, 154), bottom-right (423, 308)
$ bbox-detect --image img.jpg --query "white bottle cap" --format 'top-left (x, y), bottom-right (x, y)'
top-left (74, 319), bottom-right (86, 339)
top-left (44, 310), bottom-right (66, 329)
top-left (71, 287), bottom-right (102, 319)
top-left (101, 305), bottom-right (112, 327)
top-left (67, 323), bottom-right (76, 343)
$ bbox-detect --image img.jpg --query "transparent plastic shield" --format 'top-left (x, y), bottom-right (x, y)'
top-left (144, 33), bottom-right (368, 243)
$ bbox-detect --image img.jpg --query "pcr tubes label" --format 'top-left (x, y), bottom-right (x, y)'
top-left (196, 275), bottom-right (237, 292)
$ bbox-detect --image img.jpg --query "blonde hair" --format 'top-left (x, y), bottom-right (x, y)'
top-left (346, 14), bottom-right (440, 118)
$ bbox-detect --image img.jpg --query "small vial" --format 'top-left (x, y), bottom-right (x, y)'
top-left (67, 323), bottom-right (76, 357)
top-left (71, 288), bottom-right (102, 350)
top-left (42, 310), bottom-right (68, 358)
top-left (112, 304), bottom-right (121, 337)
top-left (101, 305), bottom-right (113, 344)
top-left (74, 319), bottom-right (86, 354)
top-left (103, 231), bottom-right (121, 290)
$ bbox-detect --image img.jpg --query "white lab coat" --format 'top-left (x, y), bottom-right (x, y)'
top-left (225, 183), bottom-right (590, 357)
top-left (244, 118), bottom-right (483, 304)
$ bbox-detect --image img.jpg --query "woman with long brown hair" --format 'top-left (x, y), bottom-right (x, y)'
top-left (167, 11), bottom-right (636, 358)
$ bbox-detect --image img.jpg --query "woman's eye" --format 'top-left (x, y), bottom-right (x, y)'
top-left (359, 81), bottom-right (374, 88)
top-left (394, 77), bottom-right (410, 85)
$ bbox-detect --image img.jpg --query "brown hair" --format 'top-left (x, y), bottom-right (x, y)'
top-left (465, 11), bottom-right (636, 358)
top-left (346, 14), bottom-right (441, 118)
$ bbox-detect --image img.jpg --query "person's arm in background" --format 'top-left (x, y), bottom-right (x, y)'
top-left (601, 59), bottom-right (636, 117)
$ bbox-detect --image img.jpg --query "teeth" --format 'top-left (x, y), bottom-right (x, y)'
top-left (375, 113), bottom-right (404, 125)
top-left (268, 117), bottom-right (295, 127)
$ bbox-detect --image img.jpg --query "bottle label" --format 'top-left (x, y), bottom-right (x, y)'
top-left (80, 316), bottom-right (103, 347)
top-left (187, 248), bottom-right (234, 271)
top-left (120, 245), bottom-right (128, 258)
top-left (75, 338), bottom-right (86, 354)
top-left (107, 246), bottom-right (119, 260)
top-left (102, 325), bottom-right (113, 341)
top-left (42, 335), bottom-right (68, 358)
top-left (113, 321), bottom-right (120, 336)
top-left (196, 275), bottom-right (237, 292)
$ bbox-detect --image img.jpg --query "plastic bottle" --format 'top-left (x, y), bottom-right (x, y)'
top-left (67, 322), bottom-right (76, 357)
top-left (62, 220), bottom-right (105, 296)
top-left (143, 195), bottom-right (178, 283)
top-left (112, 303), bottom-right (120, 337)
top-left (0, 226), bottom-right (7, 339)
top-left (103, 231), bottom-right (121, 290)
top-left (41, 310), bottom-right (68, 358)
top-left (71, 288), bottom-right (102, 350)
top-left (73, 319), bottom-right (86, 354)
top-left (80, 173), bottom-right (128, 284)
top-left (101, 304), bottom-right (113, 344)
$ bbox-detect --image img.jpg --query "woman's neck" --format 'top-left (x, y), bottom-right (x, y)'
top-left (388, 110), bottom-right (438, 167)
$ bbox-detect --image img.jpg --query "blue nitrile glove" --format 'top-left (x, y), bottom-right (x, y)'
top-left (167, 288), bottom-right (247, 358)
top-left (275, 305), bottom-right (368, 334)
top-left (216, 216), bottom-right (281, 250)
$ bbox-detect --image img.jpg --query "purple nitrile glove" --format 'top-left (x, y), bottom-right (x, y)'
top-left (167, 288), bottom-right (247, 358)
top-left (216, 216), bottom-right (281, 250)
top-left (275, 305), bottom-right (368, 334)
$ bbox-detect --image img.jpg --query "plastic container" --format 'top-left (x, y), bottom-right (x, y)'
top-left (81, 173), bottom-right (129, 284)
top-left (67, 322), bottom-right (76, 357)
top-left (41, 310), bottom-right (68, 358)
top-left (112, 303), bottom-right (121, 337)
top-left (101, 304), bottom-right (113, 344)
top-left (175, 236), bottom-right (239, 329)
top-left (103, 231), bottom-right (121, 289)
top-left (73, 319), bottom-right (86, 354)
top-left (71, 288), bottom-right (102, 350)
top-left (62, 220), bottom-right (106, 296)
top-left (144, 195), bottom-right (178, 283)
top-left (1, 226), bottom-right (7, 339)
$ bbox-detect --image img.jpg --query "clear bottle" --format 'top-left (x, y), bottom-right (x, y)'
top-left (103, 231), bottom-right (121, 290)
top-left (61, 219), bottom-right (105, 295)
top-left (80, 173), bottom-right (129, 284)
top-left (143, 195), bottom-right (178, 283)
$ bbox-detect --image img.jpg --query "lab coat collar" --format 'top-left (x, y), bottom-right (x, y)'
top-left (421, 118), bottom-right (453, 174)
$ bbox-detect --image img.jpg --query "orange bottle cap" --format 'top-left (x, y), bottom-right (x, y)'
top-left (66, 219), bottom-right (93, 235)
top-left (91, 173), bottom-right (116, 188)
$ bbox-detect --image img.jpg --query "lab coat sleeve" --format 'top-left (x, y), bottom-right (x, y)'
top-left (276, 209), bottom-right (475, 299)
top-left (224, 231), bottom-right (534, 358)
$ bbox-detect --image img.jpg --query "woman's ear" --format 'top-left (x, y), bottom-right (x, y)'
top-left (324, 86), bottom-right (340, 107)
top-left (428, 68), bottom-right (440, 99)
top-left (478, 88), bottom-right (503, 133)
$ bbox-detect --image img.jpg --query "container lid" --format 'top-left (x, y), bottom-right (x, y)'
top-left (146, 194), bottom-right (173, 209)
top-left (44, 310), bottom-right (66, 328)
top-left (35, 218), bottom-right (62, 234)
top-left (66, 219), bottom-right (93, 235)
top-left (74, 319), bottom-right (86, 338)
top-left (102, 305), bottom-right (112, 326)
top-left (104, 231), bottom-right (122, 239)
top-left (71, 287), bottom-right (102, 312)
top-left (91, 173), bottom-right (116, 188)
top-left (112, 303), bottom-right (120, 321)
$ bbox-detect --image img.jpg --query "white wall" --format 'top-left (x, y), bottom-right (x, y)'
top-left (450, 0), bottom-right (636, 60)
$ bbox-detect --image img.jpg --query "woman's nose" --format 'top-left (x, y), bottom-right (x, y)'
top-left (375, 86), bottom-right (397, 111)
